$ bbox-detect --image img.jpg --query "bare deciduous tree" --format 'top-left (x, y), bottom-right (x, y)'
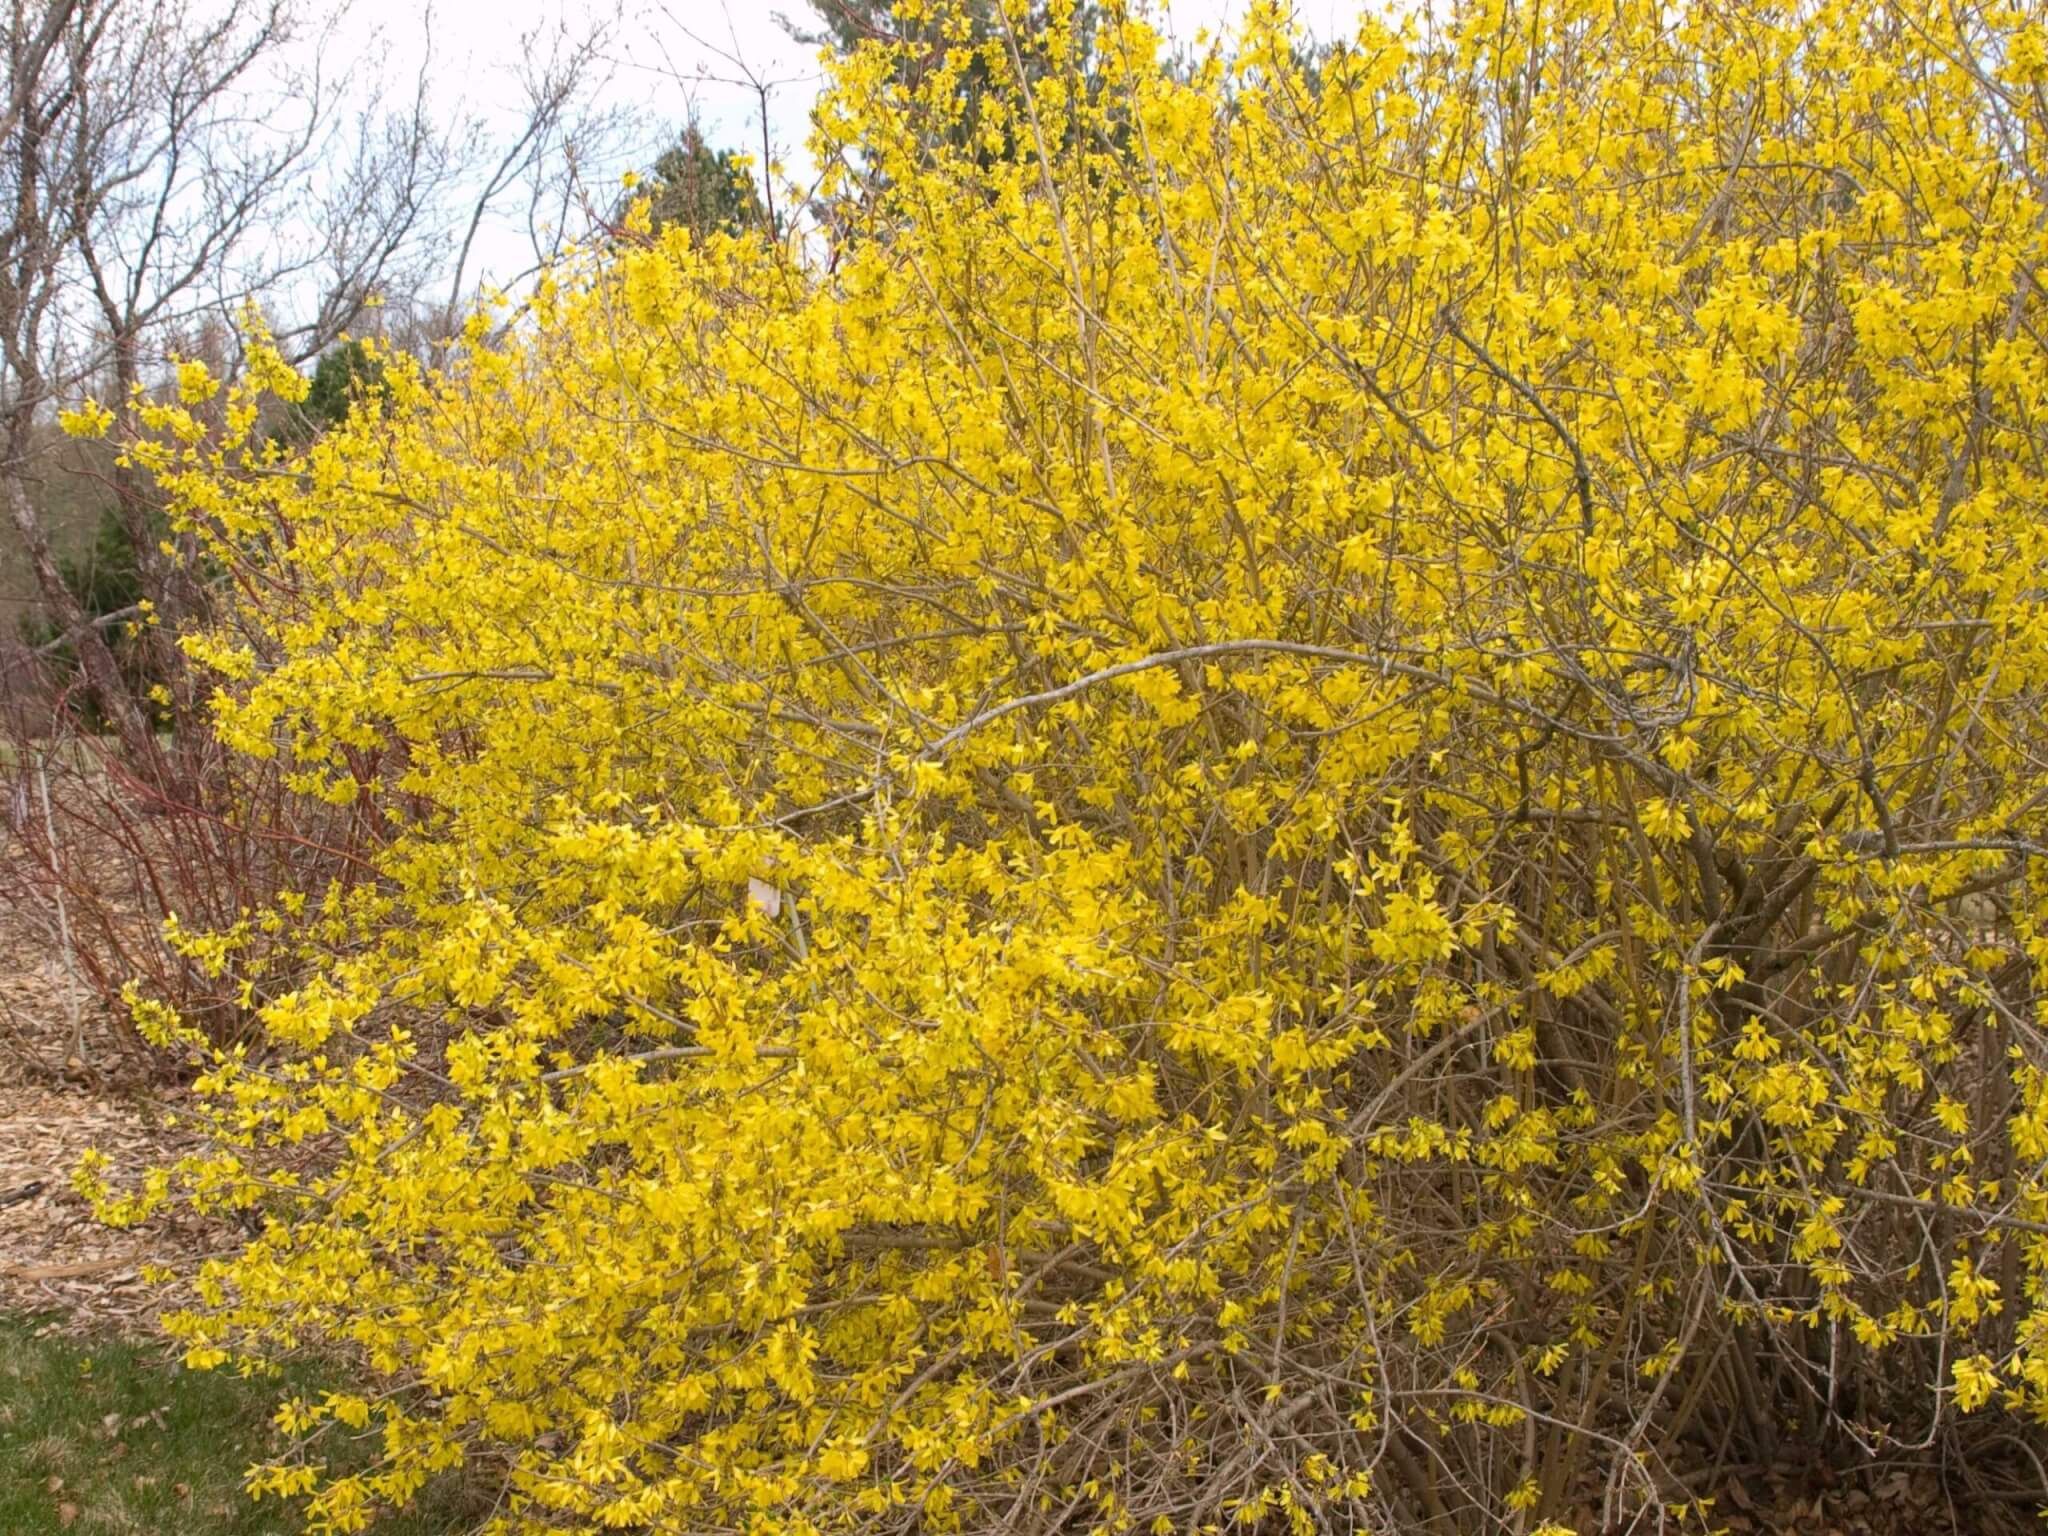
top-left (0, 0), bottom-right (620, 738)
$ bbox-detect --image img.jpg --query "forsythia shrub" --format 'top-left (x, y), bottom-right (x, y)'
top-left (82, 0), bottom-right (2048, 1530)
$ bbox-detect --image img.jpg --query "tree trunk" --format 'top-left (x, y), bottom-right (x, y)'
top-left (1, 428), bottom-right (148, 749)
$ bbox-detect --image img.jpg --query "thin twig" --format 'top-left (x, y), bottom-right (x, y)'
top-left (1440, 306), bottom-right (1596, 536)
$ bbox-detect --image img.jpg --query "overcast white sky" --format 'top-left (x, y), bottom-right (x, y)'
top-left (318, 0), bottom-right (1312, 294)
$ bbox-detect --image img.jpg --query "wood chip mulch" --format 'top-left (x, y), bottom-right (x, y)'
top-left (0, 861), bottom-right (229, 1334)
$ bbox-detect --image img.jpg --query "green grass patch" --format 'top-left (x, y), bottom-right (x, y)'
top-left (0, 1313), bottom-right (487, 1535)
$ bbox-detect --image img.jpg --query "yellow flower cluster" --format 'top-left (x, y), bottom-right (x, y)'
top-left (90, 0), bottom-right (2048, 1530)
